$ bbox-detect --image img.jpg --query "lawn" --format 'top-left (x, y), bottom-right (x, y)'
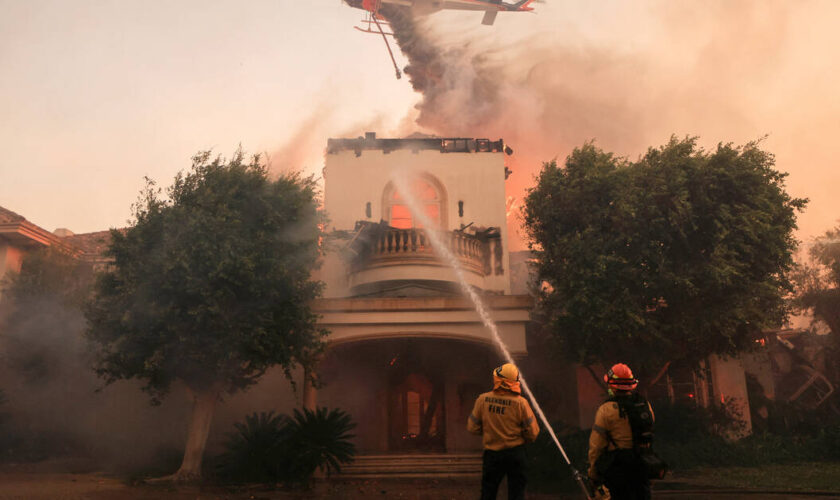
top-left (668, 462), bottom-right (840, 493)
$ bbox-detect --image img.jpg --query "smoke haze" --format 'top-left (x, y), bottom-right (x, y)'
top-left (381, 0), bottom-right (840, 249)
top-left (0, 251), bottom-right (301, 471)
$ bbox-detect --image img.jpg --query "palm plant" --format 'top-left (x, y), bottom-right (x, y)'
top-left (216, 411), bottom-right (290, 483)
top-left (284, 407), bottom-right (356, 481)
top-left (217, 407), bottom-right (356, 485)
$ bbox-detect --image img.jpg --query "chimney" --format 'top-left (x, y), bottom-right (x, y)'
top-left (365, 132), bottom-right (376, 141)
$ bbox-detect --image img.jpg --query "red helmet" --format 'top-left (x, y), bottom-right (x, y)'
top-left (604, 363), bottom-right (638, 391)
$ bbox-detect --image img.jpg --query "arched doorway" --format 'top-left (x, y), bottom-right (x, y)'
top-left (387, 355), bottom-right (446, 452)
top-left (318, 337), bottom-right (499, 454)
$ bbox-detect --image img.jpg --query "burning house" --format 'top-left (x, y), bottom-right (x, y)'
top-left (2, 133), bottom-right (833, 475)
top-left (309, 132), bottom-right (532, 460)
top-left (0, 133), bottom-right (533, 472)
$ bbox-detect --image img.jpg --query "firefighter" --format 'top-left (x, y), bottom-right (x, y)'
top-left (467, 362), bottom-right (540, 500)
top-left (588, 363), bottom-right (655, 500)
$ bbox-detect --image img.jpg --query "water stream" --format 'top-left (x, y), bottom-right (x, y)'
top-left (390, 173), bottom-right (572, 465)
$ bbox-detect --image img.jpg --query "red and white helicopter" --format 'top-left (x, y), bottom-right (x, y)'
top-left (344, 0), bottom-right (535, 79)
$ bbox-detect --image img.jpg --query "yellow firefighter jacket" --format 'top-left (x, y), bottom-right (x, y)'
top-left (467, 389), bottom-right (540, 451)
top-left (587, 397), bottom-right (655, 478)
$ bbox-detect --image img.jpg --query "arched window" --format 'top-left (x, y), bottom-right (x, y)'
top-left (385, 177), bottom-right (444, 229)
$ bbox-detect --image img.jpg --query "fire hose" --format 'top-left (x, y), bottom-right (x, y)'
top-left (388, 173), bottom-right (596, 498)
top-left (564, 455), bottom-right (597, 500)
top-left (517, 378), bottom-right (595, 499)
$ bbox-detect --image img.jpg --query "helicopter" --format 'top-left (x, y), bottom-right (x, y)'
top-left (344, 0), bottom-right (535, 79)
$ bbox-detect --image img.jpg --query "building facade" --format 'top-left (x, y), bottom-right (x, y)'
top-left (3, 133), bottom-right (808, 466)
top-left (310, 133), bottom-right (531, 454)
top-left (0, 134), bottom-right (531, 462)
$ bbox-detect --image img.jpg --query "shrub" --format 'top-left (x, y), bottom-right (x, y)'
top-left (216, 407), bottom-right (355, 486)
top-left (216, 411), bottom-right (290, 484)
top-left (529, 397), bottom-right (840, 498)
top-left (652, 398), bottom-right (840, 469)
top-left (284, 407), bottom-right (356, 483)
top-left (815, 424), bottom-right (840, 461)
top-left (0, 425), bottom-right (86, 463)
top-left (0, 390), bottom-right (87, 464)
top-left (653, 398), bottom-right (745, 442)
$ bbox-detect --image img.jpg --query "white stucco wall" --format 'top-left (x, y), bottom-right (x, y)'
top-left (323, 147), bottom-right (511, 294)
top-left (708, 354), bottom-right (753, 437)
top-left (313, 296), bottom-right (531, 357)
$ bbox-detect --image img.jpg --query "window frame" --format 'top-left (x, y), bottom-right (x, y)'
top-left (381, 173), bottom-right (448, 230)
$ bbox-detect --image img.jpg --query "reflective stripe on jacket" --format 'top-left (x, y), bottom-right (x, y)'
top-left (467, 389), bottom-right (540, 451)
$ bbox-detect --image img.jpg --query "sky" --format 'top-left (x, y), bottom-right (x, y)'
top-left (1, 0), bottom-right (839, 253)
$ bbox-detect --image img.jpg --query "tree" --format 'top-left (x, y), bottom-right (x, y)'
top-left (0, 247), bottom-right (93, 385)
top-left (85, 151), bottom-right (326, 481)
top-left (0, 248), bottom-right (96, 460)
top-left (792, 226), bottom-right (840, 385)
top-left (523, 137), bottom-right (806, 376)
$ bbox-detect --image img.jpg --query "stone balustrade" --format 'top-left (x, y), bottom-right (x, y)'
top-left (362, 227), bottom-right (487, 276)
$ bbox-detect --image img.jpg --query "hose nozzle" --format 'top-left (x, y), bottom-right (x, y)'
top-left (571, 467), bottom-right (595, 500)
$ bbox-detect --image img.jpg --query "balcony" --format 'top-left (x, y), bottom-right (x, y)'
top-left (345, 224), bottom-right (502, 295)
top-left (360, 227), bottom-right (485, 274)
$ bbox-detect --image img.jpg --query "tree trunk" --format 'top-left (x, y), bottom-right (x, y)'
top-left (585, 365), bottom-right (607, 396)
top-left (303, 366), bottom-right (318, 411)
top-left (158, 386), bottom-right (220, 482)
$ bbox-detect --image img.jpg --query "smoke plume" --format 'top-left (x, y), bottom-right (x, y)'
top-left (380, 1), bottom-right (840, 249)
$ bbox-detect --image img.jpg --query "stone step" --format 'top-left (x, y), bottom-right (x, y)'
top-left (338, 453), bottom-right (482, 479)
top-left (342, 460), bottom-right (482, 471)
top-left (342, 464), bottom-right (481, 471)
top-left (347, 454), bottom-right (481, 462)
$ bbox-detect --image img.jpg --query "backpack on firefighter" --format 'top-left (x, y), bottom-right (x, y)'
top-left (595, 391), bottom-right (669, 481)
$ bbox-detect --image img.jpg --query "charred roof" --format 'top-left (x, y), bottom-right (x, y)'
top-left (327, 132), bottom-right (512, 156)
top-left (62, 230), bottom-right (116, 257)
top-left (0, 206), bottom-right (26, 224)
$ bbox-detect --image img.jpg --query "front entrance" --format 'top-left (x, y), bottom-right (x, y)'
top-left (385, 339), bottom-right (450, 452)
top-left (319, 337), bottom-right (500, 454)
top-left (388, 372), bottom-right (445, 452)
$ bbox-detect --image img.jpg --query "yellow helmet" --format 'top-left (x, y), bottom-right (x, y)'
top-left (493, 363), bottom-right (520, 381)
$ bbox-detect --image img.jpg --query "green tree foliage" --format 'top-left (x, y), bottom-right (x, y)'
top-left (87, 150), bottom-right (326, 400)
top-left (792, 226), bottom-right (840, 384)
top-left (523, 137), bottom-right (806, 374)
top-left (2, 248), bottom-right (93, 306)
top-left (85, 150), bottom-right (327, 479)
top-left (0, 248), bottom-right (95, 461)
top-left (0, 248), bottom-right (93, 384)
top-left (793, 226), bottom-right (840, 334)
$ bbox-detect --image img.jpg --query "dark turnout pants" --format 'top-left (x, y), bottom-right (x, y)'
top-left (603, 449), bottom-right (651, 500)
top-left (480, 445), bottom-right (527, 500)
